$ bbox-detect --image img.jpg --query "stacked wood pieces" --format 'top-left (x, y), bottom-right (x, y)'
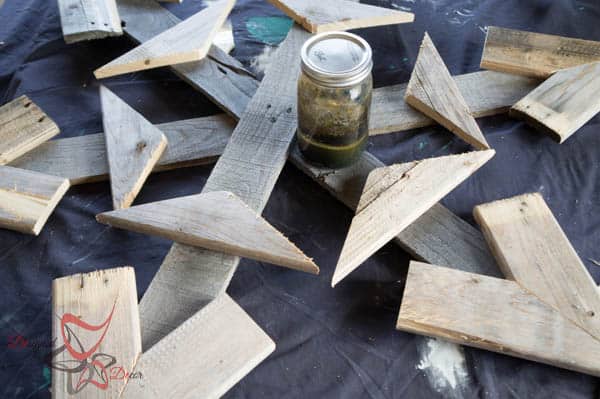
top-left (57, 0), bottom-right (122, 43)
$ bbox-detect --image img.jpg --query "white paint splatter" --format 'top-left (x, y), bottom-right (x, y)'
top-left (417, 338), bottom-right (469, 396)
top-left (250, 45), bottom-right (278, 75)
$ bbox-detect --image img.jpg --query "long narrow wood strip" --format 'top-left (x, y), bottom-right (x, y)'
top-left (121, 294), bottom-right (275, 399)
top-left (397, 262), bottom-right (600, 378)
top-left (0, 95), bottom-right (60, 165)
top-left (0, 166), bottom-right (69, 235)
top-left (51, 267), bottom-right (141, 398)
top-left (474, 193), bottom-right (600, 341)
top-left (510, 62), bottom-right (600, 143)
top-left (481, 26), bottom-right (600, 79)
top-left (57, 0), bottom-right (122, 44)
top-left (95, 0), bottom-right (235, 79)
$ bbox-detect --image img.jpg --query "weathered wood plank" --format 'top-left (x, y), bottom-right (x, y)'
top-left (57, 0), bottom-right (122, 44)
top-left (481, 26), bottom-right (600, 79)
top-left (95, 0), bottom-right (235, 79)
top-left (267, 0), bottom-right (413, 33)
top-left (51, 267), bottom-right (141, 398)
top-left (0, 166), bottom-right (69, 235)
top-left (332, 150), bottom-right (495, 286)
top-left (474, 193), bottom-right (600, 341)
top-left (0, 95), bottom-right (60, 165)
top-left (397, 262), bottom-right (600, 377)
top-left (121, 294), bottom-right (275, 399)
top-left (97, 191), bottom-right (319, 274)
top-left (510, 62), bottom-right (600, 143)
top-left (100, 86), bottom-right (167, 209)
top-left (405, 33), bottom-right (490, 150)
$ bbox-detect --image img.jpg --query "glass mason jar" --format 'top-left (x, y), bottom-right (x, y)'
top-left (297, 32), bottom-right (373, 169)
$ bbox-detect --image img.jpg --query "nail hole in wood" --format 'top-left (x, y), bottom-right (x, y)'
top-left (588, 311), bottom-right (595, 317)
top-left (90, 21), bottom-right (95, 25)
top-left (286, 107), bottom-right (292, 113)
top-left (144, 59), bottom-right (151, 65)
top-left (136, 141), bottom-right (147, 152)
top-left (38, 116), bottom-right (45, 123)
top-left (24, 102), bottom-right (32, 108)
top-left (121, 21), bottom-right (127, 28)
top-left (270, 117), bottom-right (277, 123)
top-left (266, 104), bottom-right (271, 109)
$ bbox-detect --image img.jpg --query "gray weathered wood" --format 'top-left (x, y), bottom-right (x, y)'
top-left (57, 0), bottom-right (122, 43)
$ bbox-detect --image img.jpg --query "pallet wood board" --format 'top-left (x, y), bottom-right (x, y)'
top-left (51, 267), bottom-right (141, 398)
top-left (405, 33), bottom-right (490, 150)
top-left (97, 191), bottom-right (319, 274)
top-left (509, 62), bottom-right (600, 143)
top-left (0, 166), bottom-right (69, 235)
top-left (100, 86), bottom-right (167, 209)
top-left (57, 0), bottom-right (122, 43)
top-left (332, 149), bottom-right (495, 286)
top-left (397, 262), bottom-right (600, 378)
top-left (267, 0), bottom-right (413, 33)
top-left (95, 0), bottom-right (235, 79)
top-left (0, 95), bottom-right (60, 165)
top-left (121, 294), bottom-right (275, 399)
top-left (474, 193), bottom-right (600, 341)
top-left (480, 26), bottom-right (600, 79)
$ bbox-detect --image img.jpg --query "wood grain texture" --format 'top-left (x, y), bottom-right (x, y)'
top-left (332, 150), bottom-right (495, 286)
top-left (0, 166), bottom-right (69, 235)
top-left (97, 191), bottom-right (319, 274)
top-left (100, 86), bottom-right (167, 209)
top-left (481, 26), bottom-right (600, 79)
top-left (474, 193), bottom-right (600, 341)
top-left (121, 294), bottom-right (275, 399)
top-left (397, 262), bottom-right (600, 377)
top-left (267, 0), bottom-right (413, 33)
top-left (57, 0), bottom-right (122, 43)
top-left (405, 33), bottom-right (490, 150)
top-left (95, 0), bottom-right (235, 79)
top-left (0, 95), bottom-right (60, 165)
top-left (509, 62), bottom-right (600, 143)
top-left (51, 267), bottom-right (141, 399)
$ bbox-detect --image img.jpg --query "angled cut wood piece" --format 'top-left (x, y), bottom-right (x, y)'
top-left (332, 149), bottom-right (495, 286)
top-left (57, 0), bottom-right (122, 44)
top-left (474, 192), bottom-right (600, 341)
top-left (0, 95), bottom-right (60, 165)
top-left (100, 86), bottom-right (167, 210)
top-left (267, 0), bottom-right (413, 33)
top-left (481, 26), bottom-right (600, 79)
top-left (0, 166), bottom-right (69, 235)
top-left (397, 262), bottom-right (600, 377)
top-left (509, 62), bottom-right (600, 143)
top-left (95, 0), bottom-right (235, 78)
top-left (52, 267), bottom-right (141, 398)
top-left (121, 294), bottom-right (275, 399)
top-left (97, 191), bottom-right (319, 274)
top-left (405, 33), bottom-right (490, 150)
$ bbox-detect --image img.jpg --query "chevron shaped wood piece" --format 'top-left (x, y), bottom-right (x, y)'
top-left (332, 150), bottom-right (495, 286)
top-left (405, 33), bottom-right (490, 150)
top-left (100, 86), bottom-right (167, 210)
top-left (94, 0), bottom-right (235, 78)
top-left (267, 0), bottom-right (413, 33)
top-left (96, 191), bottom-right (319, 274)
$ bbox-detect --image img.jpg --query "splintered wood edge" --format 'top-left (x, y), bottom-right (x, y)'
top-left (30, 177), bottom-right (70, 235)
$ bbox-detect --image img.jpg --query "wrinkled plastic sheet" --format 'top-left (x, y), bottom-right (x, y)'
top-left (1, 0), bottom-right (600, 398)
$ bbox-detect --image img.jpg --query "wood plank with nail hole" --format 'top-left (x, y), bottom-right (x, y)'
top-left (474, 192), bottom-right (600, 341)
top-left (97, 191), bottom-right (319, 274)
top-left (57, 0), bottom-right (122, 43)
top-left (95, 0), bottom-right (235, 79)
top-left (0, 166), bottom-right (69, 235)
top-left (0, 95), bottom-right (59, 165)
top-left (397, 262), bottom-right (600, 378)
top-left (480, 26), bottom-right (600, 79)
top-left (332, 150), bottom-right (495, 286)
top-left (405, 33), bottom-right (490, 150)
top-left (100, 86), bottom-right (167, 209)
top-left (51, 267), bottom-right (141, 399)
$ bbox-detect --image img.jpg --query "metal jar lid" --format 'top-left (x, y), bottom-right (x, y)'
top-left (300, 31), bottom-right (373, 88)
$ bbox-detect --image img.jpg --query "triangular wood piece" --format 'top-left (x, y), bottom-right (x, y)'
top-left (474, 193), bottom-right (600, 341)
top-left (0, 165), bottom-right (69, 235)
top-left (405, 33), bottom-right (490, 150)
top-left (96, 191), bottom-right (319, 274)
top-left (94, 0), bottom-right (235, 78)
top-left (332, 150), bottom-right (495, 286)
top-left (267, 0), bottom-right (414, 33)
top-left (397, 262), bottom-right (600, 378)
top-left (100, 86), bottom-right (167, 210)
